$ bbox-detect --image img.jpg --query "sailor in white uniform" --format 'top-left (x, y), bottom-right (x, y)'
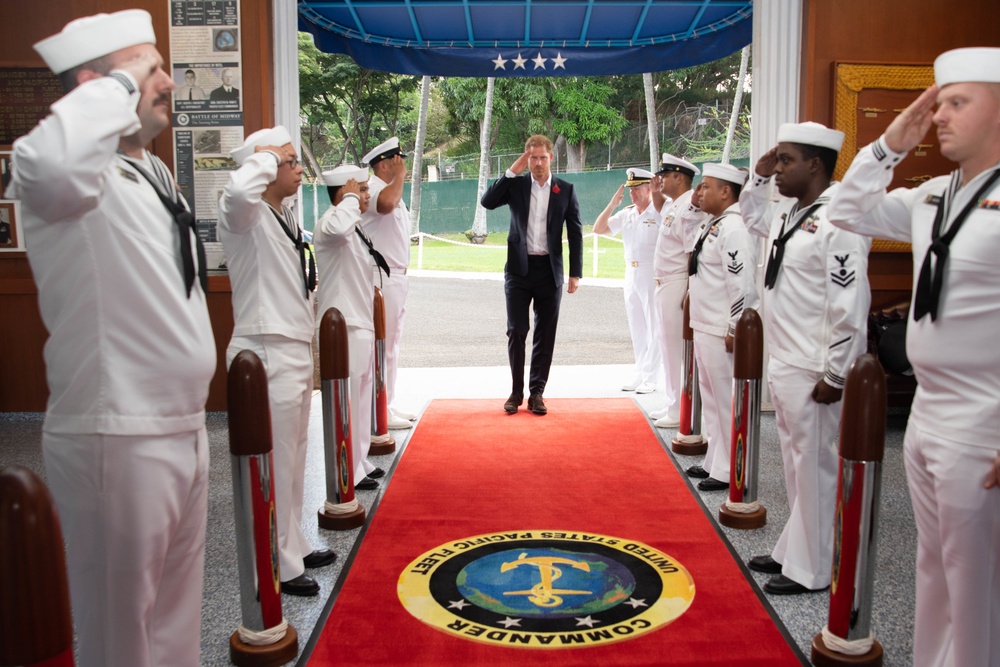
top-left (648, 155), bottom-right (702, 428)
top-left (593, 168), bottom-right (662, 394)
top-left (681, 163), bottom-right (759, 491)
top-left (740, 122), bottom-right (871, 595)
top-left (314, 165), bottom-right (384, 490)
top-left (361, 137), bottom-right (416, 429)
top-left (220, 126), bottom-right (338, 598)
top-left (827, 47), bottom-right (1000, 667)
top-left (7, 11), bottom-right (215, 666)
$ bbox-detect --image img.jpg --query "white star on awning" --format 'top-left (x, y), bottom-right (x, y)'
top-left (552, 52), bottom-right (567, 69)
top-left (532, 53), bottom-right (547, 69)
top-left (492, 54), bottom-right (507, 70)
top-left (511, 53), bottom-right (527, 69)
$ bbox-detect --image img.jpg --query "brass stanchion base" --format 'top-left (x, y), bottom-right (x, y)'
top-left (229, 624), bottom-right (298, 667)
top-left (811, 634), bottom-right (883, 666)
top-left (718, 504), bottom-right (767, 529)
top-left (318, 506), bottom-right (366, 530)
top-left (369, 435), bottom-right (396, 456)
top-left (671, 435), bottom-right (707, 456)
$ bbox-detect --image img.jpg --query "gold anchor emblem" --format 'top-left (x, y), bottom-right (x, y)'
top-left (500, 552), bottom-right (592, 608)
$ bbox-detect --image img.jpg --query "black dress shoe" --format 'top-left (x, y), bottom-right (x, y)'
top-left (748, 555), bottom-right (782, 574)
top-left (763, 574), bottom-right (828, 596)
top-left (367, 467), bottom-right (385, 479)
top-left (303, 549), bottom-right (337, 569)
top-left (355, 476), bottom-right (379, 490)
top-left (281, 573), bottom-right (320, 597)
top-left (504, 392), bottom-right (523, 414)
top-left (527, 394), bottom-right (547, 415)
top-left (697, 477), bottom-right (729, 491)
top-left (686, 465), bottom-right (710, 479)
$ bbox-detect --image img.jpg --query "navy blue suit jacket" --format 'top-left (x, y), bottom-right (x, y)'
top-left (480, 172), bottom-right (583, 288)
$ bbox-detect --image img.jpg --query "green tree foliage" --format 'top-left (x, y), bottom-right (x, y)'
top-left (438, 78), bottom-right (551, 152)
top-left (550, 78), bottom-right (629, 171)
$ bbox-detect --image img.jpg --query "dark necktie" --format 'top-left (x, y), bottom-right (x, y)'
top-left (688, 213), bottom-right (729, 276)
top-left (120, 152), bottom-right (207, 297)
top-left (912, 168), bottom-right (1000, 322)
top-left (267, 203), bottom-right (316, 298)
top-left (355, 227), bottom-right (391, 278)
top-left (763, 199), bottom-right (825, 290)
top-left (188, 89), bottom-right (193, 100)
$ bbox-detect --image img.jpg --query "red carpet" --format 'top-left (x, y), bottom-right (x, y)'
top-left (305, 399), bottom-right (805, 666)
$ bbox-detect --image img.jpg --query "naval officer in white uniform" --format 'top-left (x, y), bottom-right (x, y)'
top-left (828, 47), bottom-right (1000, 667)
top-left (8, 10), bottom-right (215, 666)
top-left (740, 122), bottom-right (871, 595)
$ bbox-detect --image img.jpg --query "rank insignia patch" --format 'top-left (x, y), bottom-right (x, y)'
top-left (727, 250), bottom-right (743, 275)
top-left (397, 530), bottom-right (695, 649)
top-left (830, 254), bottom-right (855, 288)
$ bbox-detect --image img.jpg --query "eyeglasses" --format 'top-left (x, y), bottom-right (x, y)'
top-left (283, 157), bottom-right (300, 169)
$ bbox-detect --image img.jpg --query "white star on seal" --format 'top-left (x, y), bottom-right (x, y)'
top-left (623, 597), bottom-right (648, 608)
top-left (552, 52), bottom-right (567, 69)
top-left (575, 615), bottom-right (600, 628)
top-left (532, 53), bottom-right (548, 69)
top-left (511, 53), bottom-right (527, 70)
top-left (448, 599), bottom-right (470, 610)
top-left (497, 617), bottom-right (522, 628)
top-left (492, 54), bottom-right (507, 70)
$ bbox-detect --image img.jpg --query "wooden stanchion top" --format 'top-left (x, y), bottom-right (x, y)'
top-left (227, 350), bottom-right (273, 457)
top-left (319, 307), bottom-right (350, 381)
top-left (838, 354), bottom-right (887, 462)
top-left (374, 287), bottom-right (386, 340)
top-left (733, 308), bottom-right (763, 380)
top-left (682, 292), bottom-right (693, 342)
top-left (0, 466), bottom-right (73, 665)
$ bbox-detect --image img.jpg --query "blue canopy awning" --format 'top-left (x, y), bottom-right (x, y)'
top-left (298, 0), bottom-right (752, 77)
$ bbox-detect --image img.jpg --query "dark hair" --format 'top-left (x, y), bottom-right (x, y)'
top-left (185, 68), bottom-right (196, 76)
top-left (326, 185), bottom-right (342, 202)
top-left (58, 54), bottom-right (115, 92)
top-left (795, 143), bottom-right (839, 179)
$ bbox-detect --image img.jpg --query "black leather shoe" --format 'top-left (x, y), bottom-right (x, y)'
top-left (686, 465), bottom-right (710, 479)
top-left (281, 573), bottom-right (320, 597)
top-left (697, 477), bottom-right (729, 491)
top-left (527, 394), bottom-right (547, 415)
top-left (303, 549), bottom-right (337, 569)
top-left (504, 392), bottom-right (523, 414)
top-left (748, 555), bottom-right (782, 574)
top-left (367, 467), bottom-right (385, 479)
top-left (355, 476), bottom-right (379, 490)
top-left (763, 574), bottom-right (828, 595)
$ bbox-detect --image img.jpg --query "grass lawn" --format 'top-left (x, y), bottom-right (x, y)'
top-left (412, 227), bottom-right (627, 280)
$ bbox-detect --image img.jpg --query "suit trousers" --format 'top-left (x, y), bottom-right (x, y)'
top-left (505, 255), bottom-right (562, 396)
top-left (654, 275), bottom-right (687, 418)
top-left (43, 428), bottom-right (209, 667)
top-left (693, 330), bottom-right (733, 482)
top-left (228, 335), bottom-right (313, 583)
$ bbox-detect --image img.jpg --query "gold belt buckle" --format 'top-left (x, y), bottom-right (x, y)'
top-left (631, 261), bottom-right (639, 268)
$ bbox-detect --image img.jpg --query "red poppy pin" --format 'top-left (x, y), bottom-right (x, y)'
top-left (552, 185), bottom-right (560, 194)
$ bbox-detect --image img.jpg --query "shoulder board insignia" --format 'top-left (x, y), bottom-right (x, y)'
top-left (624, 204), bottom-right (636, 209)
top-left (117, 167), bottom-right (139, 184)
top-left (924, 194), bottom-right (942, 206)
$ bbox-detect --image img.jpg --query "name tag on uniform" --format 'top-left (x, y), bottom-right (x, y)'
top-left (118, 167), bottom-right (139, 184)
top-left (978, 199), bottom-right (1000, 211)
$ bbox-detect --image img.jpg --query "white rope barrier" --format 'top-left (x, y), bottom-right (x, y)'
top-left (414, 232), bottom-right (623, 272)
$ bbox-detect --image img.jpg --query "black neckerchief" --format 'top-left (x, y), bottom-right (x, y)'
top-left (913, 167), bottom-right (1000, 322)
top-left (762, 197), bottom-right (827, 290)
top-left (688, 212), bottom-right (730, 276)
top-left (355, 226), bottom-right (391, 279)
top-left (266, 203), bottom-right (316, 299)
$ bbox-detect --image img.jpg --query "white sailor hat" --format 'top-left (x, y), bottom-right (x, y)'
top-left (777, 121), bottom-right (845, 153)
top-left (230, 126), bottom-right (294, 166)
top-left (322, 165), bottom-right (369, 187)
top-left (934, 47), bottom-right (1000, 87)
top-left (702, 163), bottom-right (748, 187)
top-left (362, 137), bottom-right (407, 166)
top-left (657, 153), bottom-right (700, 177)
top-left (625, 168), bottom-right (654, 186)
top-left (34, 9), bottom-right (156, 74)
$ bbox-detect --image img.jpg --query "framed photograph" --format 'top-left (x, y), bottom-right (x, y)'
top-left (0, 200), bottom-right (21, 251)
top-left (1, 149), bottom-right (12, 193)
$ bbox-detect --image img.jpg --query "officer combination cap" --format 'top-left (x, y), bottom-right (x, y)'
top-left (322, 165), bottom-right (369, 186)
top-left (34, 9), bottom-right (156, 74)
top-left (362, 137), bottom-right (407, 166)
top-left (657, 154), bottom-right (700, 178)
top-left (934, 47), bottom-right (1000, 87)
top-left (231, 126), bottom-right (293, 166)
top-left (777, 121), bottom-right (845, 153)
top-left (625, 168), bottom-right (654, 187)
top-left (702, 163), bottom-right (748, 187)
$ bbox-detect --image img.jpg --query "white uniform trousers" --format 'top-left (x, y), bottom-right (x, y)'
top-left (767, 358), bottom-right (840, 589)
top-left (375, 267), bottom-right (409, 409)
top-left (624, 262), bottom-right (661, 384)
top-left (227, 335), bottom-right (313, 582)
top-left (693, 330), bottom-right (733, 482)
top-left (42, 429), bottom-right (208, 667)
top-left (348, 326), bottom-right (377, 481)
top-left (654, 275), bottom-right (686, 419)
top-left (904, 423), bottom-right (1000, 667)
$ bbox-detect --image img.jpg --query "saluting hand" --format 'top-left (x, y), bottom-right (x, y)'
top-left (510, 150), bottom-right (530, 175)
top-left (117, 50), bottom-right (160, 88)
top-left (884, 84), bottom-right (939, 154)
top-left (334, 178), bottom-right (361, 205)
top-left (755, 147), bottom-right (779, 177)
top-left (609, 184), bottom-right (625, 208)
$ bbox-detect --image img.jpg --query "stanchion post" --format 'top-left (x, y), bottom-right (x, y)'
top-left (672, 293), bottom-right (707, 455)
top-left (0, 466), bottom-right (74, 667)
top-left (318, 308), bottom-right (367, 530)
top-left (812, 354), bottom-right (886, 667)
top-left (370, 287), bottom-right (396, 456)
top-left (719, 308), bottom-right (767, 529)
top-left (227, 350), bottom-right (298, 666)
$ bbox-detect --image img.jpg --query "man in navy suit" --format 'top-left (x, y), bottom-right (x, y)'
top-left (481, 135), bottom-right (583, 415)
